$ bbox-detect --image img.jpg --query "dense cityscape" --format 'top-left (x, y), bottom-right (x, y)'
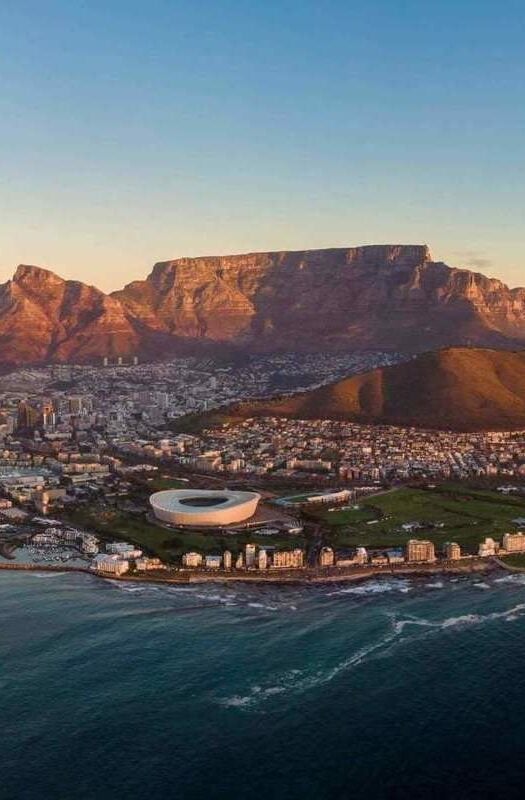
top-left (0, 354), bottom-right (524, 582)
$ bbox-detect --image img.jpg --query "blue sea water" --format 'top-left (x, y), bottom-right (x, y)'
top-left (2, 571), bottom-right (525, 800)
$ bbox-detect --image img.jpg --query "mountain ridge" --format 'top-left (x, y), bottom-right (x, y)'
top-left (0, 245), bottom-right (524, 364)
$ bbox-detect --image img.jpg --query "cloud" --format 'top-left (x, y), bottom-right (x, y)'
top-left (452, 250), bottom-right (493, 272)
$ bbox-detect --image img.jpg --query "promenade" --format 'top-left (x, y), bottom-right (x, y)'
top-left (0, 557), bottom-right (496, 586)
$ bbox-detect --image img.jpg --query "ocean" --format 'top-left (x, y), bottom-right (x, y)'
top-left (3, 570), bottom-right (525, 800)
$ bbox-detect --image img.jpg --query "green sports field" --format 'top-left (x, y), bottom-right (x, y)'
top-left (316, 484), bottom-right (525, 553)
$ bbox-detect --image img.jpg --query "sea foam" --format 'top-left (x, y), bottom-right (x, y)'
top-left (221, 599), bottom-right (525, 711)
top-left (327, 579), bottom-right (412, 597)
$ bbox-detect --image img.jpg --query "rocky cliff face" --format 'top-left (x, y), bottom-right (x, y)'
top-left (0, 265), bottom-right (140, 365)
top-left (114, 244), bottom-right (525, 352)
top-left (0, 246), bottom-right (524, 364)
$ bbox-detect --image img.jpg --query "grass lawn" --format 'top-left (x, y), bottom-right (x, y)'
top-left (63, 507), bottom-right (304, 563)
top-left (142, 476), bottom-right (189, 491)
top-left (311, 505), bottom-right (379, 527)
top-left (500, 553), bottom-right (525, 569)
top-left (63, 482), bottom-right (525, 561)
top-left (64, 508), bottom-right (179, 561)
top-left (321, 484), bottom-right (525, 554)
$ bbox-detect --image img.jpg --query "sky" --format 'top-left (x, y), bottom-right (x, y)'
top-left (0, 0), bottom-right (523, 291)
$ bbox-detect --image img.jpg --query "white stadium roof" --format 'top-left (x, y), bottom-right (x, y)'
top-left (149, 488), bottom-right (261, 527)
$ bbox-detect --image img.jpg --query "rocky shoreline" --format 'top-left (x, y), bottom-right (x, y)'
top-left (0, 557), bottom-right (506, 587)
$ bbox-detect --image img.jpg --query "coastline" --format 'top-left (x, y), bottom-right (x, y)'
top-left (0, 557), bottom-right (505, 587)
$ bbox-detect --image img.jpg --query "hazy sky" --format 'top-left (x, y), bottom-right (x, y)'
top-left (0, 0), bottom-right (523, 291)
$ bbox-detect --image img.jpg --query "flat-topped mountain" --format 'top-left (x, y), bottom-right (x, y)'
top-left (226, 348), bottom-right (525, 431)
top-left (1, 246), bottom-right (524, 364)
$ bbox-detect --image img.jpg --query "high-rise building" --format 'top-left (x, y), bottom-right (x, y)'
top-left (319, 546), bottom-right (335, 567)
top-left (135, 391), bottom-right (151, 404)
top-left (182, 551), bottom-right (203, 568)
top-left (155, 392), bottom-right (169, 409)
top-left (271, 549), bottom-right (305, 569)
top-left (235, 552), bottom-right (244, 570)
top-left (478, 537), bottom-right (497, 557)
top-left (41, 401), bottom-right (55, 428)
top-left (245, 543), bottom-right (256, 569)
top-left (223, 550), bottom-right (232, 570)
top-left (444, 542), bottom-right (461, 561)
top-left (68, 396), bottom-right (84, 415)
top-left (258, 549), bottom-right (268, 570)
top-left (17, 400), bottom-right (40, 430)
top-left (502, 532), bottom-right (525, 553)
top-left (92, 555), bottom-right (129, 575)
top-left (406, 539), bottom-right (436, 563)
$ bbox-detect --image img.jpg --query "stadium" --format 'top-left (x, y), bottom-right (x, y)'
top-left (149, 488), bottom-right (261, 528)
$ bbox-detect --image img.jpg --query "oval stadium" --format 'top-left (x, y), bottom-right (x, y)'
top-left (149, 488), bottom-right (261, 527)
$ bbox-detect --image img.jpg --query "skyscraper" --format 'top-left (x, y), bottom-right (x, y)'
top-left (17, 400), bottom-right (40, 431)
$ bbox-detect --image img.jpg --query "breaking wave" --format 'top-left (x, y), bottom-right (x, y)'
top-left (218, 634), bottom-right (397, 710)
top-left (393, 603), bottom-right (525, 635)
top-left (219, 600), bottom-right (525, 711)
top-left (26, 571), bottom-right (68, 579)
top-left (494, 574), bottom-right (525, 585)
top-left (327, 579), bottom-right (412, 597)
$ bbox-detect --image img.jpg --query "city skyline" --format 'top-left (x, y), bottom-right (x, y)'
top-left (1, 0), bottom-right (524, 291)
